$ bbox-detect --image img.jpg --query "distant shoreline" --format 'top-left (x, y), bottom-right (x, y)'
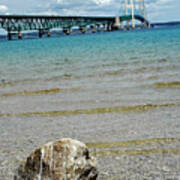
top-left (152, 21), bottom-right (180, 27)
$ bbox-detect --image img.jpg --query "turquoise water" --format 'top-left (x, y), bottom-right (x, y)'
top-left (0, 28), bottom-right (180, 81)
top-left (0, 28), bottom-right (180, 114)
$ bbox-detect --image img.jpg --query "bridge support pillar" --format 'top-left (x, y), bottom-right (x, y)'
top-left (126, 21), bottom-right (130, 30)
top-left (107, 24), bottom-right (113, 31)
top-left (97, 24), bottom-right (101, 32)
top-left (63, 28), bottom-right (71, 35)
top-left (7, 32), bottom-right (12, 41)
top-left (18, 32), bottom-right (22, 39)
top-left (132, 19), bottom-right (135, 29)
top-left (148, 23), bottom-right (151, 28)
top-left (80, 27), bottom-right (86, 34)
top-left (103, 24), bottom-right (107, 32)
top-left (144, 21), bottom-right (148, 28)
top-left (113, 17), bottom-right (121, 30)
top-left (91, 25), bottom-right (96, 33)
top-left (120, 21), bottom-right (124, 30)
top-left (47, 31), bottom-right (51, 37)
top-left (39, 29), bottom-right (43, 38)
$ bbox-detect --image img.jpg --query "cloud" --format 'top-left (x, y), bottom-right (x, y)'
top-left (0, 0), bottom-right (179, 22)
top-left (47, 0), bottom-right (177, 17)
top-left (92, 0), bottom-right (113, 5)
top-left (0, 5), bottom-right (8, 13)
top-left (145, 0), bottom-right (180, 21)
top-left (46, 0), bottom-right (119, 16)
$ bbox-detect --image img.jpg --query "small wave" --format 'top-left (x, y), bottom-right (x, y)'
top-left (153, 81), bottom-right (180, 88)
top-left (87, 138), bottom-right (180, 157)
top-left (86, 138), bottom-right (180, 149)
top-left (100, 70), bottom-right (124, 77)
top-left (2, 88), bottom-right (61, 97)
top-left (96, 148), bottom-right (180, 157)
top-left (45, 74), bottom-right (83, 81)
top-left (147, 75), bottom-right (158, 80)
top-left (0, 103), bottom-right (179, 117)
top-left (1, 87), bottom-right (80, 97)
top-left (158, 58), bottom-right (168, 63)
top-left (0, 78), bottom-right (41, 88)
top-left (0, 81), bottom-right (14, 87)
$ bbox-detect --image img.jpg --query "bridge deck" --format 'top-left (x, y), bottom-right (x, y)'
top-left (0, 14), bottom-right (150, 40)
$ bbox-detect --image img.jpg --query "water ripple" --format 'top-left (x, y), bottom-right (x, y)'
top-left (0, 102), bottom-right (179, 117)
top-left (153, 81), bottom-right (180, 89)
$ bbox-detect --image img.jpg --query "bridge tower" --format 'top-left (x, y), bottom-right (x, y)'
top-left (119, 0), bottom-right (147, 29)
top-left (139, 0), bottom-right (146, 19)
top-left (138, 0), bottom-right (148, 27)
top-left (124, 0), bottom-right (135, 29)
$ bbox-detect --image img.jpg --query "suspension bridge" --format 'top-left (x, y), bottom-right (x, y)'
top-left (0, 0), bottom-right (150, 40)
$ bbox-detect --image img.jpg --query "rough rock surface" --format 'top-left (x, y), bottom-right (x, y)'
top-left (14, 138), bottom-right (98, 180)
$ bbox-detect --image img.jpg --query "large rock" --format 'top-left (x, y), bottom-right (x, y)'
top-left (14, 138), bottom-right (98, 180)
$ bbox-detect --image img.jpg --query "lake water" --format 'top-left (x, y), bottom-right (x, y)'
top-left (0, 27), bottom-right (180, 114)
top-left (0, 27), bottom-right (180, 179)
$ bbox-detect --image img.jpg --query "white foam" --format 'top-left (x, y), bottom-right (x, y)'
top-left (37, 148), bottom-right (45, 180)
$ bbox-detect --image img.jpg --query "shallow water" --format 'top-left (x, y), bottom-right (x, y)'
top-left (0, 28), bottom-right (180, 114)
top-left (0, 27), bottom-right (180, 179)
